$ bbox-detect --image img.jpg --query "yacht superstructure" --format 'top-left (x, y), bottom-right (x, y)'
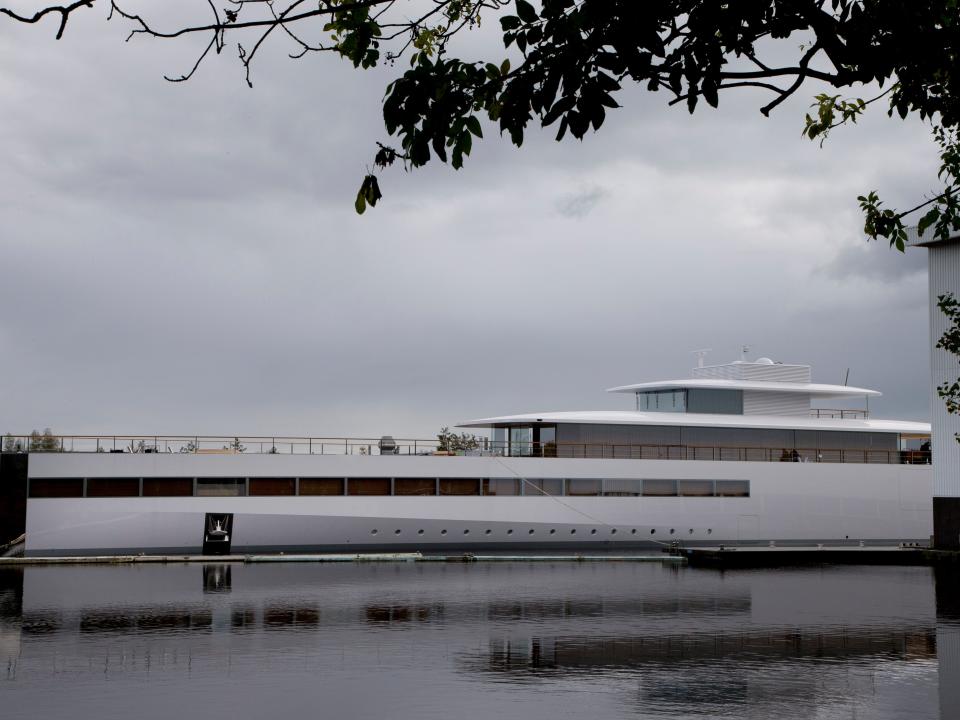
top-left (1, 355), bottom-right (933, 556)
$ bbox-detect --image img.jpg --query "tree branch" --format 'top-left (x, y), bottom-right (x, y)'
top-left (0, 0), bottom-right (94, 39)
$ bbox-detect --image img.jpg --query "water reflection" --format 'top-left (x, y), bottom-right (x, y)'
top-left (0, 562), bottom-right (949, 720)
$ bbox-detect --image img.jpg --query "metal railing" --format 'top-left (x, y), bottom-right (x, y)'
top-left (0, 434), bottom-right (932, 465)
top-left (809, 408), bottom-right (870, 419)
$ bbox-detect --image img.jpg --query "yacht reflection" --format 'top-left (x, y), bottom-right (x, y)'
top-left (464, 629), bottom-right (937, 675)
top-left (202, 565), bottom-right (232, 594)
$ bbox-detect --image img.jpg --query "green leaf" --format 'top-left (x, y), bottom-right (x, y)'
top-left (466, 116), bottom-right (483, 137)
top-left (515, 0), bottom-right (537, 24)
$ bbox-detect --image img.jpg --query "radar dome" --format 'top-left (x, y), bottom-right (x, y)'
top-left (755, 357), bottom-right (775, 364)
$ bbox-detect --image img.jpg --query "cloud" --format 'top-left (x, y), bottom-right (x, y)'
top-left (0, 10), bottom-right (942, 438)
top-left (556, 186), bottom-right (607, 218)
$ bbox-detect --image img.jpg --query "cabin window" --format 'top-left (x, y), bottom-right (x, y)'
top-left (143, 477), bottom-right (194, 497)
top-left (29, 478), bottom-right (83, 498)
top-left (394, 478), bottom-right (437, 496)
top-left (637, 390), bottom-right (687, 412)
top-left (642, 479), bottom-right (678, 497)
top-left (716, 480), bottom-right (750, 497)
top-left (525, 479), bottom-right (563, 496)
top-left (299, 478), bottom-right (345, 495)
top-left (86, 478), bottom-right (140, 497)
top-left (510, 427), bottom-right (533, 456)
top-left (483, 478), bottom-right (520, 496)
top-left (249, 478), bottom-right (296, 496)
top-left (678, 480), bottom-right (714, 497)
top-left (439, 478), bottom-right (480, 496)
top-left (602, 479), bottom-right (643, 496)
top-left (567, 478), bottom-right (602, 496)
top-left (347, 478), bottom-right (392, 496)
top-left (196, 478), bottom-right (246, 497)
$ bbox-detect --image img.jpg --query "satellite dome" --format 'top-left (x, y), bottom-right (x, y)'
top-left (755, 357), bottom-right (775, 364)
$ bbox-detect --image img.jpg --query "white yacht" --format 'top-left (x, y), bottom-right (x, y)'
top-left (1, 355), bottom-right (933, 556)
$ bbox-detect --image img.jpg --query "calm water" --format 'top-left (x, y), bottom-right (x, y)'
top-left (1, 561), bottom-right (958, 719)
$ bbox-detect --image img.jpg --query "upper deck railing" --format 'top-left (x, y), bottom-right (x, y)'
top-left (0, 434), bottom-right (931, 465)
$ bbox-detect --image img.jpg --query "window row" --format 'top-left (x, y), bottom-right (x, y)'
top-left (28, 477), bottom-right (750, 498)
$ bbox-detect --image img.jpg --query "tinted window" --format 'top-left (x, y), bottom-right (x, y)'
top-left (249, 478), bottom-right (296, 496)
top-left (602, 479), bottom-right (643, 496)
top-left (642, 479), bottom-right (677, 497)
top-left (86, 478), bottom-right (140, 497)
top-left (716, 480), bottom-right (750, 497)
top-left (525, 479), bottom-right (563, 496)
top-left (678, 480), bottom-right (714, 496)
top-left (483, 478), bottom-right (520, 496)
top-left (394, 478), bottom-right (437, 496)
top-left (29, 478), bottom-right (83, 498)
top-left (143, 477), bottom-right (193, 497)
top-left (196, 478), bottom-right (246, 497)
top-left (299, 478), bottom-right (344, 496)
top-left (347, 478), bottom-right (391, 496)
top-left (439, 478), bottom-right (480, 496)
top-left (567, 478), bottom-right (601, 496)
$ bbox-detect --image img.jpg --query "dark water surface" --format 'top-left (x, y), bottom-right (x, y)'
top-left (1, 561), bottom-right (958, 719)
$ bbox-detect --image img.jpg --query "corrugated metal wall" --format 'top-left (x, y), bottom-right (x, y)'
top-left (929, 242), bottom-right (960, 497)
top-left (693, 362), bottom-right (811, 383)
top-left (742, 391), bottom-right (810, 416)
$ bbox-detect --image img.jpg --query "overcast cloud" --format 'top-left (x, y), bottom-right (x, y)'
top-left (0, 5), bottom-right (941, 440)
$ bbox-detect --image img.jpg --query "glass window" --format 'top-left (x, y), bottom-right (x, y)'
top-left (439, 478), bottom-right (480, 496)
top-left (510, 426), bottom-right (533, 456)
top-left (143, 477), bottom-right (193, 497)
top-left (29, 478), bottom-right (83, 498)
top-left (538, 426), bottom-right (557, 457)
top-left (196, 478), bottom-right (245, 497)
top-left (525, 478), bottom-right (563, 496)
top-left (394, 478), bottom-right (437, 496)
top-left (716, 480), bottom-right (750, 497)
top-left (567, 478), bottom-right (601, 496)
top-left (299, 478), bottom-right (344, 496)
top-left (642, 479), bottom-right (677, 497)
top-left (678, 480), bottom-right (714, 497)
top-left (603, 479), bottom-right (643, 496)
top-left (86, 478), bottom-right (140, 497)
top-left (249, 478), bottom-right (296, 496)
top-left (483, 478), bottom-right (520, 496)
top-left (347, 478), bottom-right (391, 496)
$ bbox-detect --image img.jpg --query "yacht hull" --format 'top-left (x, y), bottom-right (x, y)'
top-left (23, 454), bottom-right (933, 556)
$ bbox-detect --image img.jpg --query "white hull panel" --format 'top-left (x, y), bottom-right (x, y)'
top-left (24, 455), bottom-right (933, 555)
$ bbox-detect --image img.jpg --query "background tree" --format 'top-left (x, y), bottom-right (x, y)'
top-left (28, 428), bottom-right (59, 452)
top-left (437, 426), bottom-right (480, 453)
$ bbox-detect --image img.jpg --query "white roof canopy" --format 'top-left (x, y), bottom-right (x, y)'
top-left (605, 378), bottom-right (881, 398)
top-left (457, 411), bottom-right (927, 434)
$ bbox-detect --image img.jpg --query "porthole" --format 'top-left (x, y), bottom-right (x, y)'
top-left (528, 529), bottom-right (535, 535)
top-left (463, 529), bottom-right (470, 535)
top-left (631, 529), bottom-right (637, 535)
top-left (484, 529), bottom-right (492, 535)
top-left (549, 529), bottom-right (556, 535)
top-left (707, 529), bottom-right (713, 535)
top-left (688, 528), bottom-right (694, 535)
top-left (440, 529), bottom-right (448, 535)
top-left (394, 529), bottom-right (402, 535)
top-left (570, 529), bottom-right (577, 534)
top-left (417, 529), bottom-right (424, 535)
top-left (371, 529), bottom-right (378, 535)
top-left (507, 529), bottom-right (514, 535)
top-left (669, 528), bottom-right (675, 535)
top-left (650, 529), bottom-right (656, 534)
top-left (590, 529), bottom-right (597, 535)
top-left (611, 528), bottom-right (617, 535)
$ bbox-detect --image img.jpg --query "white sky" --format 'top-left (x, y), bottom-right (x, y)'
top-left (0, 3), bottom-right (939, 440)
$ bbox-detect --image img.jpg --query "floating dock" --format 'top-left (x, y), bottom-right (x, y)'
top-left (0, 552), bottom-right (682, 566)
top-left (677, 545), bottom-right (930, 568)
